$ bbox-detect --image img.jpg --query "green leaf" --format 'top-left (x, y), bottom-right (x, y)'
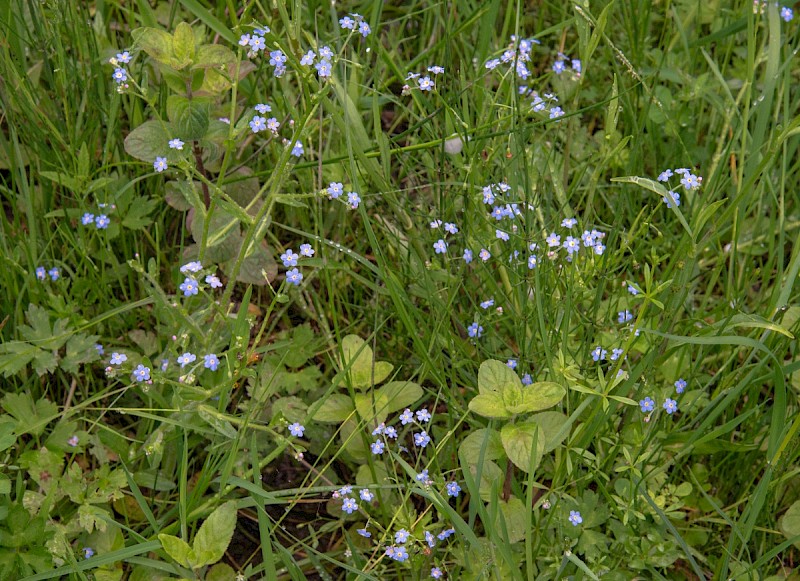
top-left (530, 411), bottom-right (570, 453)
top-left (158, 533), bottom-right (192, 568)
top-left (1, 393), bottom-right (57, 436)
top-left (167, 96), bottom-right (210, 140)
top-left (495, 496), bottom-right (528, 544)
top-left (375, 381), bottom-right (423, 414)
top-left (515, 382), bottom-right (566, 413)
top-left (780, 500), bottom-right (800, 549)
top-left (191, 501), bottom-right (237, 567)
top-left (458, 428), bottom-right (505, 463)
top-left (198, 406), bottom-right (238, 439)
top-left (124, 121), bottom-right (173, 163)
top-left (227, 241), bottom-right (277, 286)
top-left (189, 207), bottom-right (240, 263)
top-left (271, 396), bottom-right (308, 423)
top-left (468, 393), bottom-right (510, 419)
top-left (0, 417), bottom-right (16, 452)
top-left (206, 563), bottom-right (237, 581)
top-left (19, 304), bottom-right (69, 350)
top-left (500, 421), bottom-right (545, 472)
top-left (122, 197), bottom-right (159, 230)
top-left (61, 333), bottom-right (101, 374)
top-left (131, 27), bottom-right (174, 65)
top-left (0, 341), bottom-right (38, 377)
top-left (354, 392), bottom-right (388, 426)
top-left (171, 22), bottom-right (195, 69)
top-left (338, 335), bottom-right (393, 389)
top-left (478, 359), bottom-right (522, 395)
top-left (193, 44), bottom-right (236, 69)
top-left (312, 394), bottom-right (354, 422)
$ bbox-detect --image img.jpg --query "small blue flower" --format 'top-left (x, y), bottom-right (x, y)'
top-left (341, 497), bottom-right (358, 514)
top-left (568, 510), bottom-right (583, 526)
top-left (674, 378), bottom-right (687, 394)
top-left (549, 107), bottom-right (564, 119)
top-left (288, 423), bottom-right (305, 437)
top-left (561, 218), bottom-right (577, 228)
top-left (431, 567), bottom-right (444, 579)
top-left (347, 191), bottom-right (361, 208)
top-left (370, 440), bottom-right (384, 454)
top-left (663, 191), bottom-right (680, 208)
top-left (610, 348), bottom-right (624, 361)
top-left (521, 373), bottom-right (533, 385)
top-left (81, 212), bottom-right (95, 225)
top-left (299, 244), bottom-right (315, 257)
top-left (95, 214), bottom-right (110, 229)
top-left (315, 60), bottom-right (332, 78)
top-left (437, 528), bottom-right (455, 540)
top-left (153, 157), bottom-right (168, 173)
top-left (291, 141), bottom-right (304, 157)
top-left (385, 426), bottom-right (398, 439)
top-left (467, 322), bottom-right (483, 338)
top-left (357, 528), bottom-right (371, 538)
top-left (116, 51), bottom-right (131, 64)
top-left (204, 353), bottom-right (219, 371)
top-left (425, 530), bottom-right (437, 547)
top-left (781, 6), bottom-right (793, 21)
top-left (399, 409), bottom-right (414, 425)
top-left (428, 65), bottom-right (445, 74)
top-left (663, 398), bottom-right (678, 414)
top-left (657, 169), bottom-right (673, 182)
top-left (618, 310), bottom-right (633, 324)
top-left (35, 266), bottom-right (46, 280)
top-left (359, 488), bottom-right (374, 502)
top-left (281, 249), bottom-right (299, 267)
top-left (250, 115), bottom-right (267, 133)
top-left (339, 16), bottom-right (355, 29)
top-left (327, 182), bottom-right (343, 199)
top-left (496, 229), bottom-right (510, 241)
top-left (238, 34), bottom-right (251, 47)
top-left (416, 408), bottom-right (432, 423)
top-left (418, 76), bottom-right (434, 91)
top-left (110, 352), bottom-right (127, 365)
top-left (563, 236), bottom-right (580, 254)
top-left (179, 277), bottom-right (199, 296)
top-left (395, 529), bottom-right (410, 543)
top-left (177, 352), bottom-right (196, 368)
top-left (180, 261), bottom-right (202, 274)
top-left (83, 547), bottom-right (94, 559)
top-left (132, 364), bottom-right (150, 382)
top-left (433, 239), bottom-right (448, 254)
top-left (319, 46), bottom-right (334, 60)
top-left (416, 469), bottom-right (430, 483)
top-left (463, 249), bottom-right (473, 263)
top-left (571, 59), bottom-right (582, 73)
top-left (591, 346), bottom-right (607, 361)
top-left (249, 36), bottom-right (266, 52)
top-left (205, 274), bottom-right (222, 288)
top-left (48, 267), bottom-right (60, 281)
top-left (446, 481), bottom-right (461, 497)
top-left (112, 68), bottom-right (127, 83)
top-left (168, 138), bottom-right (184, 150)
top-left (414, 431), bottom-right (431, 447)
top-left (94, 344), bottom-right (104, 355)
top-left (444, 222), bottom-right (458, 234)
top-left (358, 21), bottom-right (371, 37)
top-left (552, 60), bottom-right (566, 74)
top-left (639, 397), bottom-right (655, 412)
top-left (627, 283), bottom-right (639, 295)
top-left (593, 242), bottom-right (606, 255)
top-left (528, 254), bottom-right (538, 269)
top-left (255, 103), bottom-right (272, 114)
top-left (478, 248), bottom-right (491, 262)
top-left (546, 232), bottom-right (561, 247)
top-left (480, 299), bottom-right (495, 309)
top-left (286, 268), bottom-right (303, 285)
top-left (266, 117), bottom-right (280, 133)
top-left (507, 359), bottom-right (517, 369)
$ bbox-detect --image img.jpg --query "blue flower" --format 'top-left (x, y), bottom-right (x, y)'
top-left (480, 299), bottom-right (494, 309)
top-left (266, 117), bottom-right (280, 133)
top-left (546, 232), bottom-right (561, 247)
top-left (428, 66), bottom-right (445, 74)
top-left (663, 191), bottom-right (680, 208)
top-left (627, 283), bottom-right (639, 295)
top-left (319, 46), bottom-right (334, 60)
top-left (467, 322), bottom-right (483, 338)
top-left (781, 6), bottom-right (793, 21)
top-left (116, 51), bottom-right (131, 64)
top-left (663, 398), bottom-right (678, 414)
top-left (674, 378), bottom-right (687, 393)
top-left (478, 248), bottom-right (491, 262)
top-left (414, 431), bottom-right (431, 447)
top-left (399, 409), bottom-right (414, 425)
top-left (205, 274), bottom-right (222, 288)
top-left (180, 261), bottom-right (203, 274)
top-left (437, 528), bottom-right (455, 540)
top-left (48, 267), bottom-right (60, 281)
top-left (327, 182), bottom-right (343, 199)
top-left (384, 426), bottom-right (398, 439)
top-left (431, 567), bottom-right (444, 579)
top-left (269, 50), bottom-right (286, 67)
top-left (425, 531), bottom-right (437, 547)
top-left (168, 138), bottom-right (184, 150)
top-left (618, 310), bottom-right (633, 324)
top-left (204, 353), bottom-right (220, 371)
top-left (444, 222), bottom-right (458, 234)
top-left (83, 547), bottom-right (94, 559)
top-left (446, 481), bottom-right (461, 497)
top-left (568, 510), bottom-right (582, 526)
top-left (179, 277), bottom-right (199, 296)
top-left (370, 440), bottom-right (384, 454)
top-left (658, 169), bottom-right (673, 182)
top-left (281, 249), bottom-right (299, 267)
top-left (288, 423), bottom-right (305, 437)
top-left (563, 236), bottom-right (580, 254)
top-left (112, 68), bottom-right (127, 83)
top-left (395, 529), bottom-right (410, 543)
top-left (463, 249), bottom-right (473, 263)
top-left (81, 213), bottom-right (95, 225)
top-left (286, 268), bottom-right (303, 285)
top-left (507, 359), bottom-right (517, 369)
top-left (358, 22), bottom-right (371, 37)
top-left (416, 408), bottom-right (432, 423)
top-left (561, 218), bottom-right (577, 228)
top-left (416, 469), bottom-right (430, 483)
top-left (418, 76), bottom-right (435, 91)
top-left (154, 157), bottom-right (168, 172)
top-left (249, 36), bottom-right (266, 52)
top-left (35, 266), bottom-right (46, 280)
top-left (571, 59), bottom-right (582, 73)
top-left (255, 103), bottom-right (271, 114)
top-left (238, 34), bottom-right (251, 47)
top-left (359, 488), bottom-right (374, 502)
top-left (299, 244), bottom-right (315, 257)
top-left (356, 528), bottom-right (371, 538)
top-left (339, 16), bottom-right (355, 29)
top-left (521, 373), bottom-right (532, 385)
top-left (347, 192), bottom-right (361, 208)
top-left (291, 141), bottom-right (304, 157)
top-left (132, 364), bottom-right (150, 382)
top-left (95, 214), bottom-right (110, 229)
top-left (528, 254), bottom-right (538, 269)
top-left (433, 239), bottom-right (447, 254)
top-left (110, 352), bottom-right (127, 365)
top-left (250, 115), bottom-right (267, 133)
top-left (315, 60), bottom-right (332, 78)
top-left (639, 397), bottom-right (655, 412)
top-left (552, 60), bottom-right (566, 74)
top-left (549, 107), bottom-right (564, 119)
top-left (610, 348), bottom-right (624, 361)
top-left (94, 344), bottom-right (104, 355)
top-left (341, 497), bottom-right (358, 514)
top-left (496, 229), bottom-right (510, 241)
top-left (177, 352), bottom-right (196, 368)
top-left (591, 346), bottom-right (607, 361)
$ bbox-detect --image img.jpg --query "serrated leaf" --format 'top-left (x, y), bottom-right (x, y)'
top-left (458, 428), bottom-right (505, 464)
top-left (122, 197), bottom-right (159, 230)
top-left (167, 96), bottom-right (210, 140)
top-left (191, 501), bottom-right (237, 567)
top-left (375, 381), bottom-right (423, 414)
top-left (61, 333), bottom-right (101, 374)
top-left (132, 27), bottom-right (174, 65)
top-left (530, 411), bottom-right (570, 453)
top-left (19, 304), bottom-right (69, 350)
top-left (478, 359), bottom-right (522, 395)
top-left (338, 335), bottom-right (393, 389)
top-left (501, 421), bottom-right (545, 473)
top-left (124, 121), bottom-right (173, 163)
top-left (193, 44), bottom-right (235, 69)
top-left (158, 533), bottom-right (193, 568)
top-left (312, 394), bottom-right (354, 422)
top-left (171, 22), bottom-right (195, 69)
top-left (1, 393), bottom-right (57, 436)
top-left (468, 393), bottom-right (510, 419)
top-left (0, 341), bottom-right (38, 377)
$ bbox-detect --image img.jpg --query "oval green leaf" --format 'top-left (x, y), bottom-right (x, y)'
top-left (501, 421), bottom-right (545, 473)
top-left (478, 359), bottom-right (522, 395)
top-left (468, 393), bottom-right (510, 419)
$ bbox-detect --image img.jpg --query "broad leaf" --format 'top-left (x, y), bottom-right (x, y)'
top-left (515, 382), bottom-right (566, 413)
top-left (132, 27), bottom-right (173, 65)
top-left (194, 44), bottom-right (236, 69)
top-left (1, 393), bottom-right (57, 436)
top-left (192, 501), bottom-right (237, 567)
top-left (781, 500), bottom-right (800, 549)
top-left (124, 121), bottom-right (174, 163)
top-left (338, 335), bottom-right (393, 389)
top-left (478, 359), bottom-right (522, 395)
top-left (468, 393), bottom-right (510, 419)
top-left (171, 22), bottom-right (195, 69)
top-left (312, 394), bottom-right (354, 422)
top-left (167, 96), bottom-right (210, 140)
top-left (494, 496), bottom-right (528, 543)
top-left (458, 428), bottom-right (505, 464)
top-left (501, 421), bottom-right (545, 473)
top-left (158, 533), bottom-right (192, 568)
top-left (227, 240), bottom-right (277, 285)
top-left (376, 381), bottom-right (423, 414)
top-left (530, 411), bottom-right (570, 453)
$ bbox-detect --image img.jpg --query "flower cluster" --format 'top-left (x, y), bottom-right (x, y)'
top-left (299, 45), bottom-right (335, 79)
top-left (639, 379), bottom-right (686, 418)
top-left (656, 168), bottom-right (703, 208)
top-left (325, 181), bottom-right (361, 209)
top-left (339, 13), bottom-right (371, 37)
top-left (485, 35), bottom-right (541, 79)
top-left (552, 52), bottom-right (581, 77)
top-left (178, 261), bottom-right (223, 297)
top-left (35, 266), bottom-right (61, 282)
top-left (80, 203), bottom-right (116, 230)
top-left (402, 65), bottom-right (444, 94)
top-left (521, 88), bottom-right (565, 119)
top-left (752, 1), bottom-right (794, 21)
top-left (280, 244), bottom-right (314, 286)
top-left (108, 51), bottom-right (132, 92)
